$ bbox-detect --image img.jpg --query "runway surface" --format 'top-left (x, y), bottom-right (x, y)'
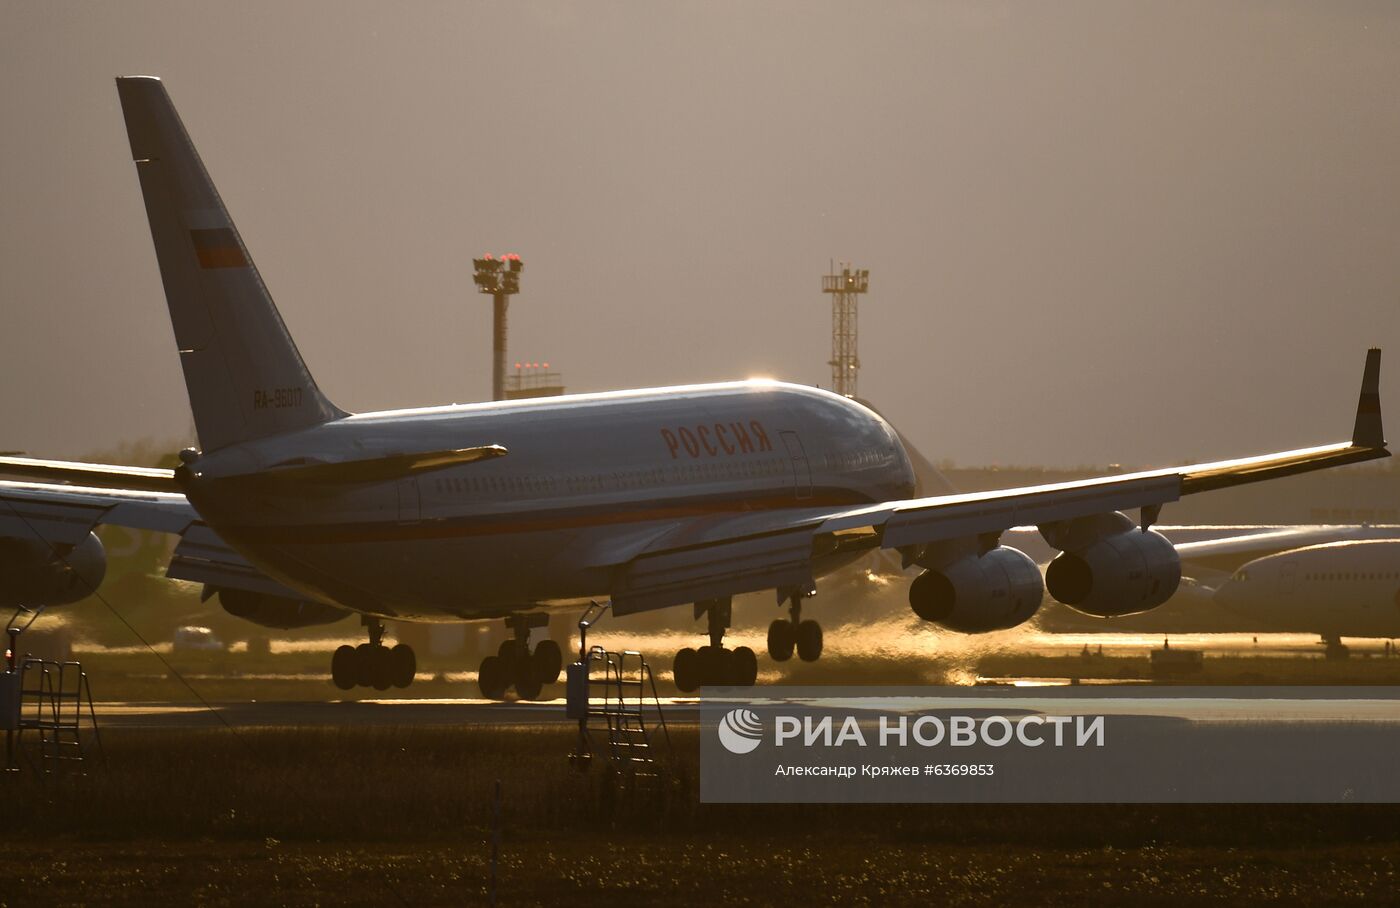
top-left (90, 689), bottom-right (1400, 729)
top-left (90, 698), bottom-right (700, 728)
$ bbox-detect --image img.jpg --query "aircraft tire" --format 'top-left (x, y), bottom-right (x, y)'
top-left (370, 645), bottom-right (394, 691)
top-left (514, 668), bottom-right (544, 701)
top-left (533, 640), bottom-right (563, 685)
top-left (353, 643), bottom-right (377, 687)
top-left (699, 645), bottom-right (738, 687)
top-left (796, 620), bottom-right (823, 662)
top-left (732, 646), bottom-right (758, 686)
top-left (331, 644), bottom-right (357, 690)
top-left (767, 620), bottom-right (795, 662)
top-left (499, 639), bottom-right (523, 661)
top-left (389, 644), bottom-right (416, 689)
top-left (673, 647), bottom-right (699, 693)
top-left (478, 656), bottom-right (508, 699)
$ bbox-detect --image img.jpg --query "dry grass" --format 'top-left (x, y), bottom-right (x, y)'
top-left (2, 726), bottom-right (1400, 905)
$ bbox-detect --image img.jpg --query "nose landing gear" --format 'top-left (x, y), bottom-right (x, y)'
top-left (767, 591), bottom-right (822, 663)
top-left (477, 613), bottom-right (561, 700)
top-left (672, 597), bottom-right (758, 693)
top-left (331, 616), bottom-right (416, 691)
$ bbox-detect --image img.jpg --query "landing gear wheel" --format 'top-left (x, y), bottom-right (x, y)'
top-left (697, 645), bottom-right (729, 687)
top-left (719, 647), bottom-right (738, 685)
top-left (796, 620), bottom-right (823, 662)
top-left (478, 655), bottom-right (508, 699)
top-left (673, 647), bottom-right (699, 694)
top-left (514, 667), bottom-right (544, 701)
top-left (767, 619), bottom-right (795, 662)
top-left (732, 646), bottom-right (758, 686)
top-left (370, 645), bottom-right (394, 691)
top-left (533, 639), bottom-right (563, 685)
top-left (389, 644), bottom-right (416, 689)
top-left (353, 643), bottom-right (376, 687)
top-left (331, 644), bottom-right (356, 690)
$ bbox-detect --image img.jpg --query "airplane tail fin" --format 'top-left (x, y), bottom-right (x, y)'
top-left (115, 76), bottom-right (345, 452)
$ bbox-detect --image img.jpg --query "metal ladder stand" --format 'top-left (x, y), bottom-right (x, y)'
top-left (3, 608), bottom-right (103, 774)
top-left (566, 602), bottom-right (673, 787)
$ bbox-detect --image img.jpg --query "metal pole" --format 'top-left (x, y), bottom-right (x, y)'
top-left (492, 294), bottom-right (508, 402)
top-left (495, 293), bottom-right (512, 400)
top-left (4, 626), bottom-right (18, 772)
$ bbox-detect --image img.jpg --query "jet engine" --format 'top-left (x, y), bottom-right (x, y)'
top-left (1045, 519), bottom-right (1180, 618)
top-left (908, 546), bottom-right (1044, 633)
top-left (218, 589), bottom-right (351, 629)
top-left (0, 531), bottom-right (106, 609)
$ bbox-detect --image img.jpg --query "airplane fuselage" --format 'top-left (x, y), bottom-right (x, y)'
top-left (1214, 540), bottom-right (1400, 637)
top-left (181, 381), bottom-right (917, 620)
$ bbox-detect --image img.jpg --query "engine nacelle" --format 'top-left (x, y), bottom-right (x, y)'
top-left (0, 531), bottom-right (106, 609)
top-left (908, 546), bottom-right (1044, 633)
top-left (218, 589), bottom-right (351, 629)
top-left (1045, 527), bottom-right (1180, 617)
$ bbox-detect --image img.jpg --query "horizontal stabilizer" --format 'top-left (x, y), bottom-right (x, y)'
top-left (253, 445), bottom-right (508, 485)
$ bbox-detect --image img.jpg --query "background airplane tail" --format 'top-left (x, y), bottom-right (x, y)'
top-left (115, 76), bottom-right (345, 453)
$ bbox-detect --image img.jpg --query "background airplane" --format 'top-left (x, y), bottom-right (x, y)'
top-left (1215, 540), bottom-right (1400, 657)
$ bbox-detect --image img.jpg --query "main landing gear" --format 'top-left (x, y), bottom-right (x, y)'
top-left (673, 598), bottom-right (759, 693)
top-left (332, 617), bottom-right (416, 692)
top-left (478, 613), bottom-right (563, 700)
top-left (1322, 634), bottom-right (1351, 661)
top-left (767, 591), bottom-right (823, 664)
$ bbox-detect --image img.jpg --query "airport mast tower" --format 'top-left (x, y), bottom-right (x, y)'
top-left (821, 263), bottom-right (869, 398)
top-left (472, 253), bottom-right (524, 401)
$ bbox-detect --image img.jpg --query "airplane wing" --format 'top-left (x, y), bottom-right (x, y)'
top-left (609, 509), bottom-right (837, 614)
top-left (1172, 524), bottom-right (1400, 574)
top-left (166, 521), bottom-right (310, 600)
top-left (607, 349), bottom-right (1388, 614)
top-left (0, 480), bottom-right (308, 600)
top-left (0, 480), bottom-right (194, 542)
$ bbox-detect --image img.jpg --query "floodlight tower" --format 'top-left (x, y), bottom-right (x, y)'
top-left (472, 253), bottom-right (524, 401)
top-left (820, 263), bottom-right (869, 398)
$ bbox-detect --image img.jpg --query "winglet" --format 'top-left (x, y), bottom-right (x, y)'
top-left (1352, 347), bottom-right (1385, 449)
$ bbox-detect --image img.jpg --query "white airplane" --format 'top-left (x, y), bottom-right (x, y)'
top-left (0, 77), bottom-right (1389, 698)
top-left (1214, 539), bottom-right (1400, 657)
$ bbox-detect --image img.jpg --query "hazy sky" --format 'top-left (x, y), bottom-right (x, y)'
top-left (2, 2), bottom-right (1398, 467)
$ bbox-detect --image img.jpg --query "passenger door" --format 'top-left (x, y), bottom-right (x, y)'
top-left (780, 431), bottom-right (813, 500)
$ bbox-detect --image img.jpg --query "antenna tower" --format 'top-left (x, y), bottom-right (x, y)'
top-left (820, 263), bottom-right (869, 398)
